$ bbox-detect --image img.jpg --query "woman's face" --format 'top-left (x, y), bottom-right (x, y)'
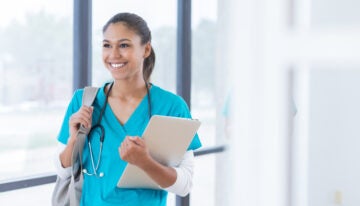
top-left (102, 22), bottom-right (150, 82)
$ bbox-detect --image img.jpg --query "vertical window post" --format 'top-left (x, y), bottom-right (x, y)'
top-left (176, 0), bottom-right (192, 205)
top-left (73, 0), bottom-right (92, 91)
top-left (176, 0), bottom-right (192, 109)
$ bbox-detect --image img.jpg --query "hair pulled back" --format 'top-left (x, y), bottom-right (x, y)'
top-left (103, 13), bottom-right (155, 82)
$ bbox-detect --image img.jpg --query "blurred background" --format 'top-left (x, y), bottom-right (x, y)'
top-left (0, 0), bottom-right (359, 205)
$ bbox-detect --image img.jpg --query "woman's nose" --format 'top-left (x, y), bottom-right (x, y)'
top-left (110, 48), bottom-right (121, 58)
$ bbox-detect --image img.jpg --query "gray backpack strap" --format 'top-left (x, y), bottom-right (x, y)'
top-left (52, 87), bottom-right (99, 206)
top-left (71, 87), bottom-right (99, 172)
top-left (82, 87), bottom-right (99, 107)
top-left (77, 87), bottom-right (99, 135)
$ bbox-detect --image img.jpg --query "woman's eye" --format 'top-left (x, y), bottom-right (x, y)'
top-left (103, 43), bottom-right (111, 48)
top-left (119, 43), bottom-right (129, 48)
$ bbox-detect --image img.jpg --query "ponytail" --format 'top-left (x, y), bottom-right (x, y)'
top-left (143, 46), bottom-right (155, 82)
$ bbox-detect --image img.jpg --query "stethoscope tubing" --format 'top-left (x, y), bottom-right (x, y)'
top-left (83, 81), bottom-right (152, 178)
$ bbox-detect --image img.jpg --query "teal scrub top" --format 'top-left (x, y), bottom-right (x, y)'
top-left (57, 83), bottom-right (202, 206)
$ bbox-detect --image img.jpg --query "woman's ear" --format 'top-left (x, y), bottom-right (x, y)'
top-left (144, 42), bottom-right (151, 58)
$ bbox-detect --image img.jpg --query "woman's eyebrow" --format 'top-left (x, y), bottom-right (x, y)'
top-left (102, 39), bottom-right (131, 43)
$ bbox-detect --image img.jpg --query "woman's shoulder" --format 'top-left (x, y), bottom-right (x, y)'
top-left (151, 84), bottom-right (190, 115)
top-left (151, 84), bottom-right (186, 103)
top-left (151, 84), bottom-right (193, 118)
top-left (69, 88), bottom-right (83, 105)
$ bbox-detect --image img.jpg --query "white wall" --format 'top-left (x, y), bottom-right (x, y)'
top-left (308, 69), bottom-right (360, 206)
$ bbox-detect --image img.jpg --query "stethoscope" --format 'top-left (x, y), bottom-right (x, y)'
top-left (82, 81), bottom-right (152, 178)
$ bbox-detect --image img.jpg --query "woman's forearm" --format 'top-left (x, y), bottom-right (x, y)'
top-left (59, 135), bottom-right (76, 168)
top-left (139, 157), bottom-right (177, 188)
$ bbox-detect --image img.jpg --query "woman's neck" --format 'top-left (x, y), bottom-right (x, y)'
top-left (109, 79), bottom-right (147, 100)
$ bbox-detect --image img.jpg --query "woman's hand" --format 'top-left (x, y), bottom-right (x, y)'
top-left (68, 106), bottom-right (93, 140)
top-left (119, 136), bottom-right (178, 188)
top-left (60, 105), bottom-right (93, 168)
top-left (119, 136), bottom-right (152, 168)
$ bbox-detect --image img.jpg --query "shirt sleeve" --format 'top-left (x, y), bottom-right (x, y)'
top-left (162, 150), bottom-right (195, 196)
top-left (53, 142), bottom-right (72, 179)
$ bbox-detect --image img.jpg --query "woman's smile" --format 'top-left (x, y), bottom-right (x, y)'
top-left (109, 62), bottom-right (127, 70)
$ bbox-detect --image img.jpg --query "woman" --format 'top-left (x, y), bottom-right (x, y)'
top-left (54, 12), bottom-right (201, 205)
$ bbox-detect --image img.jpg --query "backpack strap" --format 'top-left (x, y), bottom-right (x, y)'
top-left (82, 87), bottom-right (99, 107)
top-left (78, 87), bottom-right (99, 134)
top-left (71, 87), bottom-right (99, 175)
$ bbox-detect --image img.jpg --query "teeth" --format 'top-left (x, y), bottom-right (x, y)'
top-left (111, 63), bottom-right (125, 68)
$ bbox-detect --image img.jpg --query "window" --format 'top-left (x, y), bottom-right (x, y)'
top-left (0, 0), bottom-right (73, 180)
top-left (191, 0), bottom-right (220, 205)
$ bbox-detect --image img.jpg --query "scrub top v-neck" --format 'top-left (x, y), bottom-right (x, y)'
top-left (99, 83), bottom-right (151, 136)
top-left (57, 83), bottom-right (202, 206)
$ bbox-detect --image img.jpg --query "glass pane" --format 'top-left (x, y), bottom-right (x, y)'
top-left (0, 1), bottom-right (73, 180)
top-left (191, 0), bottom-right (219, 148)
top-left (191, 0), bottom-right (220, 205)
top-left (92, 0), bottom-right (177, 92)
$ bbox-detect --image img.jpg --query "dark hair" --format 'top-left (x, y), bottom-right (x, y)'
top-left (103, 13), bottom-right (155, 82)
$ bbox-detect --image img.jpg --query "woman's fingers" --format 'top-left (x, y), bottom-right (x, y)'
top-left (129, 136), bottom-right (145, 146)
top-left (69, 106), bottom-right (93, 130)
top-left (119, 136), bottom-right (149, 166)
top-left (78, 106), bottom-right (93, 120)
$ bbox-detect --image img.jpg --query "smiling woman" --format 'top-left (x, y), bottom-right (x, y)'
top-left (54, 12), bottom-right (202, 206)
top-left (0, 0), bottom-right (221, 205)
top-left (91, 1), bottom-right (177, 92)
top-left (101, 22), bottom-right (152, 83)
